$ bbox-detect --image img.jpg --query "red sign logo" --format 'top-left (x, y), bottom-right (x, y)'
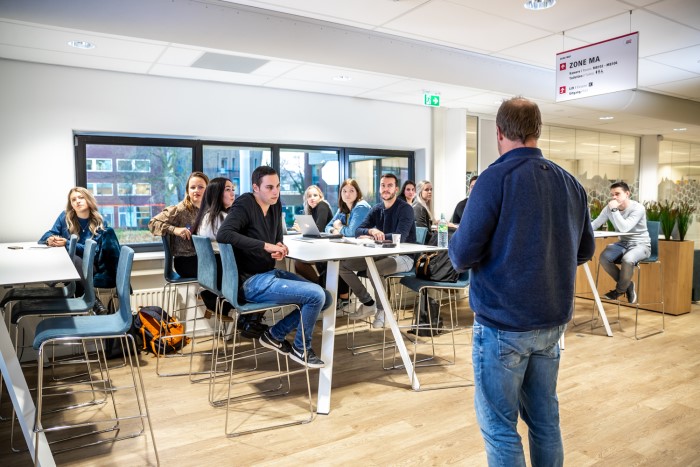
top-left (559, 86), bottom-right (566, 94)
top-left (559, 63), bottom-right (566, 71)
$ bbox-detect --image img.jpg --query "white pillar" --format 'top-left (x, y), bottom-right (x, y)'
top-left (432, 107), bottom-right (467, 219)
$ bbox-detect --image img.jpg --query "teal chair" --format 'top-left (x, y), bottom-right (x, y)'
top-left (1, 235), bottom-right (79, 327)
top-left (218, 242), bottom-right (313, 435)
top-left (12, 238), bottom-right (97, 353)
top-left (192, 235), bottom-right (251, 392)
top-left (395, 270), bottom-right (472, 388)
top-left (156, 235), bottom-right (200, 376)
top-left (595, 220), bottom-right (664, 339)
top-left (31, 246), bottom-right (160, 464)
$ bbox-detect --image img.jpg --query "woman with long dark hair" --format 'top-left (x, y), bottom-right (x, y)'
top-left (148, 171), bottom-right (209, 278)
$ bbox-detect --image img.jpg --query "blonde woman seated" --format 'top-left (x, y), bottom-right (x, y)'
top-left (293, 185), bottom-right (334, 282)
top-left (39, 186), bottom-right (107, 311)
top-left (413, 180), bottom-right (435, 243)
top-left (148, 171), bottom-right (209, 279)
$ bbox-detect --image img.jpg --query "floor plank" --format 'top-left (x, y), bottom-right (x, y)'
top-left (2, 298), bottom-right (699, 466)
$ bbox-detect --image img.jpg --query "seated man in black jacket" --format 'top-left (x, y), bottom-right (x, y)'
top-left (217, 166), bottom-right (332, 369)
top-left (339, 173), bottom-right (416, 329)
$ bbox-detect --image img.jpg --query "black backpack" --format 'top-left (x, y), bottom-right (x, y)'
top-left (414, 232), bottom-right (459, 283)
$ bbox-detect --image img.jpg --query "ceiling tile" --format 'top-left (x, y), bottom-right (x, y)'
top-left (638, 58), bottom-right (698, 86)
top-left (648, 77), bottom-right (700, 99)
top-left (377, 1), bottom-right (549, 53)
top-left (645, 0), bottom-right (700, 30)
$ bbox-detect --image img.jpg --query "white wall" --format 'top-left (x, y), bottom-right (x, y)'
top-left (0, 59), bottom-right (432, 242)
top-left (432, 107), bottom-right (467, 219)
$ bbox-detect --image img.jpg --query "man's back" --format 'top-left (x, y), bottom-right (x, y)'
top-left (449, 147), bottom-right (594, 331)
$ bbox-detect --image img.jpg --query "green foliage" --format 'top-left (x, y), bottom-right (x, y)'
top-left (643, 200), bottom-right (661, 222)
top-left (658, 200), bottom-right (678, 240)
top-left (676, 201), bottom-right (697, 241)
top-left (589, 199), bottom-right (603, 220)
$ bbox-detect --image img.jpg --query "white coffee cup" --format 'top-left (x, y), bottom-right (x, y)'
top-left (393, 233), bottom-right (401, 246)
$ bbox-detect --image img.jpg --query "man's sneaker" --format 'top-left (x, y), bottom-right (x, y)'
top-left (259, 330), bottom-right (292, 355)
top-left (603, 289), bottom-right (624, 301)
top-left (348, 303), bottom-right (376, 320)
top-left (289, 346), bottom-right (325, 369)
top-left (626, 282), bottom-right (637, 304)
top-left (93, 298), bottom-right (108, 315)
top-left (372, 309), bottom-right (385, 329)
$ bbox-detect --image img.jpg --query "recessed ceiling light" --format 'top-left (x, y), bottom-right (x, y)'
top-left (333, 75), bottom-right (352, 82)
top-left (68, 40), bottom-right (95, 49)
top-left (524, 0), bottom-right (556, 10)
top-left (599, 116), bottom-right (614, 120)
top-left (673, 127), bottom-right (687, 131)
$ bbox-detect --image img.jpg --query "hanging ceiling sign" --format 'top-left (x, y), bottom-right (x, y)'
top-left (555, 32), bottom-right (639, 102)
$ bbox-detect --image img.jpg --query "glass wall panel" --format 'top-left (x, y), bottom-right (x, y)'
top-left (348, 154), bottom-right (410, 206)
top-left (85, 143), bottom-right (192, 244)
top-left (541, 125), bottom-right (640, 207)
top-left (203, 145), bottom-right (272, 198)
top-left (658, 140), bottom-right (700, 242)
top-left (278, 149), bottom-right (340, 228)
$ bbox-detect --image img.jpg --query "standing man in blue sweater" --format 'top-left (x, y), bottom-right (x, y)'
top-left (449, 97), bottom-right (595, 467)
top-left (339, 173), bottom-right (416, 329)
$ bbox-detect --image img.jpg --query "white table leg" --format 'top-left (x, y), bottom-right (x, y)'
top-left (317, 260), bottom-right (339, 414)
top-left (365, 258), bottom-right (420, 390)
top-left (0, 321), bottom-right (55, 466)
top-left (583, 262), bottom-right (613, 337)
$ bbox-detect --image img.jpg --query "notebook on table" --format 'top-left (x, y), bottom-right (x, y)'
top-left (296, 215), bottom-right (342, 239)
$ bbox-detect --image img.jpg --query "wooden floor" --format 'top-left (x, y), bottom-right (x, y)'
top-left (2, 298), bottom-right (700, 466)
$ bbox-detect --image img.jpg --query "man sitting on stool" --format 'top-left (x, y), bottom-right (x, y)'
top-left (591, 181), bottom-right (651, 303)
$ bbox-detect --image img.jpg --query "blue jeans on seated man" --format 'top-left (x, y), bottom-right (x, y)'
top-left (243, 269), bottom-right (332, 351)
top-left (599, 242), bottom-right (650, 292)
top-left (472, 321), bottom-right (565, 467)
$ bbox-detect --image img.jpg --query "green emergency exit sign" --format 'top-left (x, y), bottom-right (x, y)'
top-left (423, 94), bottom-right (440, 107)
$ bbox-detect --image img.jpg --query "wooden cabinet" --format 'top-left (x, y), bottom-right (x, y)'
top-left (576, 237), bottom-right (694, 315)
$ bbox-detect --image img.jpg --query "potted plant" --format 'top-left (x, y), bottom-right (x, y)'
top-left (644, 200), bottom-right (661, 222)
top-left (658, 200), bottom-right (678, 240)
top-left (589, 199), bottom-right (604, 229)
top-left (676, 201), bottom-right (697, 241)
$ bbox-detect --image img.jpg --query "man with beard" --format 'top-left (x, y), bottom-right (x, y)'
top-left (339, 173), bottom-right (416, 329)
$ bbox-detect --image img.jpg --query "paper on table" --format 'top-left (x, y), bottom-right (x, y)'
top-left (330, 237), bottom-right (375, 245)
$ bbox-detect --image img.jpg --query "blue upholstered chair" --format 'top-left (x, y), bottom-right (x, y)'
top-left (1, 235), bottom-right (79, 328)
top-left (156, 235), bottom-right (199, 376)
top-left (31, 246), bottom-right (159, 464)
top-left (218, 242), bottom-right (313, 435)
top-left (11, 238), bottom-right (97, 353)
top-left (395, 270), bottom-right (472, 387)
top-left (191, 235), bottom-right (239, 387)
top-left (595, 220), bottom-right (664, 339)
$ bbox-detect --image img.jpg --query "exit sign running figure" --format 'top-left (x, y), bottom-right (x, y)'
top-left (423, 94), bottom-right (440, 107)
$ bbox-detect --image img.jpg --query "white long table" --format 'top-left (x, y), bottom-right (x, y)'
top-left (285, 237), bottom-right (443, 414)
top-left (0, 242), bottom-right (78, 467)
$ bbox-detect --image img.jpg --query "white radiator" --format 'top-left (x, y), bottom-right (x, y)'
top-left (130, 288), bottom-right (165, 310)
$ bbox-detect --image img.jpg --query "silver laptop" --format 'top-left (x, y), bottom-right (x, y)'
top-left (296, 215), bottom-right (342, 239)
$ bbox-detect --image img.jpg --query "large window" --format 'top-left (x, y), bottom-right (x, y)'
top-left (279, 148), bottom-right (340, 228)
top-left (202, 144), bottom-right (272, 200)
top-left (348, 151), bottom-right (412, 206)
top-left (76, 136), bottom-right (195, 248)
top-left (76, 136), bottom-right (414, 249)
top-left (540, 125), bottom-right (640, 205)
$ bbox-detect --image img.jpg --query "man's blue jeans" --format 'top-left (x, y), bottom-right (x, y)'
top-left (243, 269), bottom-right (332, 351)
top-left (472, 321), bottom-right (565, 467)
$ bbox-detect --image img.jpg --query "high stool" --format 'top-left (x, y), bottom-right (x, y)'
top-left (594, 221), bottom-right (664, 339)
top-left (156, 235), bottom-right (200, 376)
top-left (218, 243), bottom-right (314, 435)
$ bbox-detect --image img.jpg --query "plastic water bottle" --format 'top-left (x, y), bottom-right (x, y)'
top-left (437, 213), bottom-right (448, 248)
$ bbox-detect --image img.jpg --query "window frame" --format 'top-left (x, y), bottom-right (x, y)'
top-left (75, 134), bottom-right (414, 252)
